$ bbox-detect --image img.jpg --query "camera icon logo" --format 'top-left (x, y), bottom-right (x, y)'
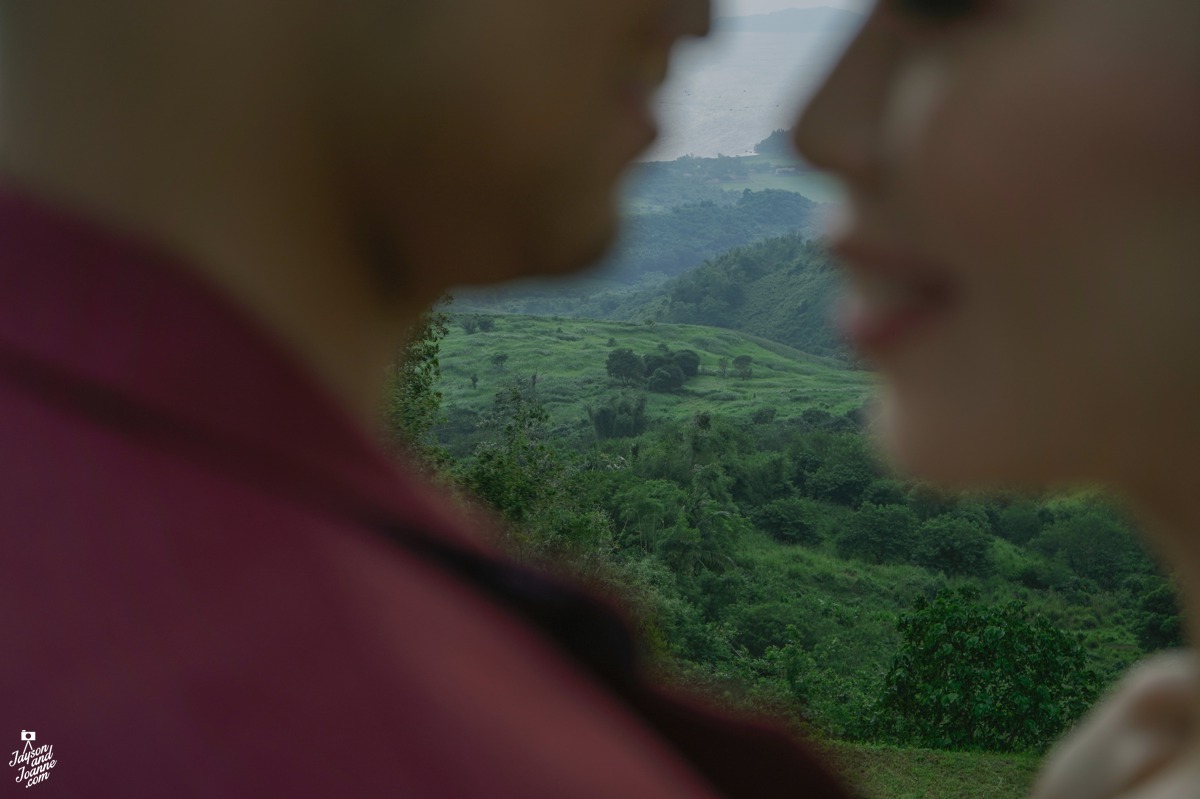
top-left (20, 731), bottom-right (35, 742)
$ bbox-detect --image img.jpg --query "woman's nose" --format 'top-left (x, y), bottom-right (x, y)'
top-left (792, 10), bottom-right (897, 185)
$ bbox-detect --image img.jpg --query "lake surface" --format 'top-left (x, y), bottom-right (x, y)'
top-left (644, 29), bottom-right (857, 162)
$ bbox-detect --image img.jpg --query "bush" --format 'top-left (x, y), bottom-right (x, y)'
top-left (648, 364), bottom-right (686, 392)
top-left (862, 478), bottom-right (908, 507)
top-left (606, 348), bottom-right (644, 384)
top-left (1032, 507), bottom-right (1152, 591)
top-left (836, 502), bottom-right (918, 565)
top-left (794, 432), bottom-right (879, 506)
top-left (752, 497), bottom-right (824, 546)
top-left (1135, 578), bottom-right (1185, 651)
top-left (914, 515), bottom-right (994, 577)
top-left (877, 588), bottom-right (1100, 752)
top-left (588, 394), bottom-right (648, 440)
top-left (672, 349), bottom-right (701, 377)
top-left (996, 500), bottom-right (1044, 545)
top-left (751, 407), bottom-right (777, 425)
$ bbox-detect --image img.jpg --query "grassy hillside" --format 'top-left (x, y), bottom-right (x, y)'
top-left (435, 313), bottom-right (871, 452)
top-left (412, 311), bottom-right (1169, 767)
top-left (826, 742), bottom-right (1039, 799)
top-left (433, 314), bottom-right (1154, 682)
top-left (606, 232), bottom-right (849, 359)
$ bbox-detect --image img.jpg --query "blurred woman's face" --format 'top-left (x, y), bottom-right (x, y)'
top-left (794, 0), bottom-right (1200, 489)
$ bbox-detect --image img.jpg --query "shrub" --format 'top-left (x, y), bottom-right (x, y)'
top-left (1135, 578), bottom-right (1185, 651)
top-left (672, 349), bottom-right (702, 377)
top-left (752, 497), bottom-right (824, 546)
top-left (995, 500), bottom-right (1044, 545)
top-left (836, 502), bottom-right (918, 564)
top-left (750, 407), bottom-right (777, 425)
top-left (606, 348), bottom-right (643, 384)
top-left (914, 515), bottom-right (994, 577)
top-left (877, 588), bottom-right (1100, 753)
top-left (648, 364), bottom-right (686, 392)
top-left (1032, 508), bottom-right (1153, 591)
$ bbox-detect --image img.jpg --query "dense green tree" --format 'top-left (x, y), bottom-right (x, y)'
top-left (383, 301), bottom-right (450, 469)
top-left (642, 351), bottom-right (672, 376)
top-left (605, 348), bottom-right (644, 384)
top-left (671, 349), bottom-right (701, 377)
top-left (588, 394), bottom-right (648, 440)
top-left (877, 589), bottom-right (1100, 752)
top-left (861, 478), bottom-right (908, 507)
top-left (752, 497), bottom-right (823, 546)
top-left (996, 499), bottom-right (1045, 545)
top-left (457, 383), bottom-right (619, 562)
top-left (1033, 507), bottom-right (1153, 590)
top-left (905, 484), bottom-right (961, 521)
top-left (459, 382), bottom-right (555, 523)
top-left (732, 354), bottom-right (754, 379)
top-left (794, 433), bottom-right (878, 506)
top-left (836, 502), bottom-right (918, 564)
top-left (614, 478), bottom-right (688, 551)
top-left (648, 364), bottom-right (686, 392)
top-left (914, 515), bottom-right (994, 577)
top-left (1135, 577), bottom-right (1185, 651)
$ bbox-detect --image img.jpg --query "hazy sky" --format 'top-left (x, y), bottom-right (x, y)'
top-left (719, 0), bottom-right (868, 16)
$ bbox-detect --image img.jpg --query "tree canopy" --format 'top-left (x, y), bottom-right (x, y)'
top-left (877, 589), bottom-right (1100, 752)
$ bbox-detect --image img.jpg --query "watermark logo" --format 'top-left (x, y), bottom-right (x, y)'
top-left (9, 731), bottom-right (56, 788)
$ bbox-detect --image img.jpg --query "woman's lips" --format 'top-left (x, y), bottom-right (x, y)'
top-left (831, 242), bottom-right (958, 358)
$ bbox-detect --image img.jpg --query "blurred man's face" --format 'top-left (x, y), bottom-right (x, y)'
top-left (323, 0), bottom-right (709, 291)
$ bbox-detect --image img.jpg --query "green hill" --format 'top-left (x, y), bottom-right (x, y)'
top-left (406, 312), bottom-right (1170, 765)
top-left (599, 189), bottom-right (821, 284)
top-left (435, 313), bottom-right (869, 454)
top-left (605, 232), bottom-right (848, 359)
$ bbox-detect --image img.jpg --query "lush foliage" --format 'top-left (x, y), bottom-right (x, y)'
top-left (384, 301), bottom-right (451, 469)
top-left (615, 233), bottom-right (848, 359)
top-left (877, 589), bottom-right (1100, 753)
top-left (379, 150), bottom-right (1186, 788)
top-left (388, 305), bottom-right (1180, 761)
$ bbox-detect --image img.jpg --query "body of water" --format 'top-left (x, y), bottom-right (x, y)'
top-left (644, 29), bottom-right (857, 162)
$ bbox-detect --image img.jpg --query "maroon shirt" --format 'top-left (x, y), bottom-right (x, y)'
top-left (0, 187), bottom-right (850, 798)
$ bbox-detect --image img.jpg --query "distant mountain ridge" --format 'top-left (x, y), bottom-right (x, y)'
top-left (713, 6), bottom-right (862, 33)
top-left (599, 189), bottom-right (820, 284)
